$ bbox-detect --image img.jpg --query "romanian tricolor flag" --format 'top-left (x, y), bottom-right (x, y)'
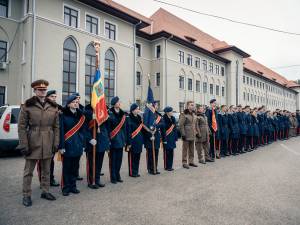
top-left (91, 68), bottom-right (108, 125)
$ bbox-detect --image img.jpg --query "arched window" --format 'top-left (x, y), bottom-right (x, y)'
top-left (104, 49), bottom-right (115, 105)
top-left (85, 44), bottom-right (96, 105)
top-left (63, 37), bottom-right (77, 105)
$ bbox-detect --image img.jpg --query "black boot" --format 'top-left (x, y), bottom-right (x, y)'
top-left (22, 196), bottom-right (32, 207)
top-left (50, 179), bottom-right (60, 187)
top-left (41, 192), bottom-right (56, 201)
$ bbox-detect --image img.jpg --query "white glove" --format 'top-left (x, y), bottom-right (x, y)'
top-left (89, 139), bottom-right (97, 146)
top-left (59, 149), bottom-right (65, 155)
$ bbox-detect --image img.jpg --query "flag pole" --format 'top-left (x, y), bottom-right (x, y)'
top-left (92, 40), bottom-right (101, 185)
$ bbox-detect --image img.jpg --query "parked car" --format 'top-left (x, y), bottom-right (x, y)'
top-left (0, 105), bottom-right (20, 151)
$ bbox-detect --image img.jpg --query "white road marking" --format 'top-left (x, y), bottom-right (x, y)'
top-left (280, 143), bottom-right (300, 156)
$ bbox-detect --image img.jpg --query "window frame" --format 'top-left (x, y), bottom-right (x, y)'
top-left (85, 13), bottom-right (99, 35)
top-left (155, 45), bottom-right (161, 58)
top-left (187, 78), bottom-right (193, 91)
top-left (178, 50), bottom-right (184, 63)
top-left (135, 43), bottom-right (141, 57)
top-left (156, 72), bottom-right (160, 87)
top-left (0, 0), bottom-right (9, 18)
top-left (179, 76), bottom-right (184, 89)
top-left (0, 40), bottom-right (8, 62)
top-left (104, 20), bottom-right (117, 40)
top-left (63, 4), bottom-right (80, 28)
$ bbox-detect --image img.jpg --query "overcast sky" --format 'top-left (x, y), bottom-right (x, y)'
top-left (114, 0), bottom-right (300, 81)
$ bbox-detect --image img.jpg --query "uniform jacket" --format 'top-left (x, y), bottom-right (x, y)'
top-left (219, 112), bottom-right (230, 140)
top-left (163, 114), bottom-right (178, 150)
top-left (228, 112), bottom-right (240, 139)
top-left (179, 109), bottom-right (196, 141)
top-left (84, 104), bottom-right (110, 153)
top-left (18, 96), bottom-right (60, 159)
top-left (144, 111), bottom-right (165, 149)
top-left (59, 107), bottom-right (87, 157)
top-left (127, 113), bottom-right (144, 153)
top-left (237, 111), bottom-right (248, 135)
top-left (251, 115), bottom-right (260, 137)
top-left (195, 112), bottom-right (210, 143)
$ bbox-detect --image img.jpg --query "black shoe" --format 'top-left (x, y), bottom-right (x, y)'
top-left (117, 179), bottom-right (123, 183)
top-left (189, 163), bottom-right (198, 167)
top-left (225, 153), bottom-right (230, 156)
top-left (76, 176), bottom-right (83, 181)
top-left (62, 190), bottom-right (70, 196)
top-left (155, 171), bottom-right (160, 175)
top-left (100, 173), bottom-right (104, 176)
top-left (70, 188), bottom-right (80, 194)
top-left (41, 192), bottom-right (56, 201)
top-left (205, 158), bottom-right (214, 162)
top-left (111, 180), bottom-right (117, 184)
top-left (88, 184), bottom-right (99, 189)
top-left (167, 168), bottom-right (174, 171)
top-left (199, 160), bottom-right (206, 164)
top-left (148, 171), bottom-right (156, 175)
top-left (95, 182), bottom-right (105, 188)
top-left (22, 196), bottom-right (32, 207)
top-left (50, 179), bottom-right (60, 187)
top-left (183, 164), bottom-right (190, 169)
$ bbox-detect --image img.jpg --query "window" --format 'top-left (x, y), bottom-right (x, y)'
top-left (104, 49), bottom-right (115, 105)
top-left (136, 43), bottom-right (141, 57)
top-left (179, 76), bottom-right (184, 89)
top-left (136, 71), bottom-right (141, 86)
top-left (63, 38), bottom-right (77, 105)
top-left (209, 62), bottom-right (213, 73)
top-left (203, 82), bottom-right (207, 93)
top-left (262, 83), bottom-right (265, 89)
top-left (202, 60), bottom-right (207, 71)
top-left (216, 85), bottom-right (220, 96)
top-left (243, 92), bottom-right (246, 100)
top-left (85, 44), bottom-right (96, 105)
top-left (178, 50), bottom-right (184, 63)
top-left (209, 84), bottom-right (213, 95)
top-left (179, 102), bottom-right (185, 113)
top-left (187, 54), bottom-right (192, 66)
top-left (195, 57), bottom-right (200, 68)
top-left (86, 15), bottom-right (98, 34)
top-left (64, 6), bottom-right (78, 28)
top-left (156, 45), bottom-right (161, 58)
top-left (250, 78), bottom-right (252, 85)
top-left (251, 94), bottom-right (253, 101)
top-left (105, 22), bottom-right (116, 40)
top-left (188, 78), bottom-right (192, 91)
top-left (196, 80), bottom-right (200, 92)
top-left (243, 76), bottom-right (245, 84)
top-left (156, 73), bottom-right (160, 86)
top-left (0, 41), bottom-right (7, 62)
top-left (221, 67), bottom-right (225, 76)
top-left (0, 86), bottom-right (5, 106)
top-left (247, 93), bottom-right (249, 101)
top-left (254, 80), bottom-right (256, 86)
top-left (246, 77), bottom-right (249, 85)
top-left (0, 0), bottom-right (8, 17)
top-left (215, 65), bottom-right (220, 75)
top-left (24, 0), bottom-right (29, 15)
top-left (222, 86), bottom-right (225, 97)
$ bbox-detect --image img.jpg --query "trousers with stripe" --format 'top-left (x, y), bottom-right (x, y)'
top-left (128, 151), bottom-right (141, 176)
top-left (146, 148), bottom-right (159, 173)
top-left (109, 148), bottom-right (123, 182)
top-left (61, 156), bottom-right (80, 192)
top-left (86, 151), bottom-right (104, 184)
top-left (163, 148), bottom-right (174, 170)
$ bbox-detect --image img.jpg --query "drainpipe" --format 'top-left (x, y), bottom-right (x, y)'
top-left (133, 21), bottom-right (142, 105)
top-left (164, 35), bottom-right (173, 108)
top-left (31, 0), bottom-right (36, 94)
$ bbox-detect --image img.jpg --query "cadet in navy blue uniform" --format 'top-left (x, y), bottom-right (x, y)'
top-left (84, 104), bottom-right (109, 189)
top-left (126, 103), bottom-right (144, 177)
top-left (228, 106), bottom-right (240, 155)
top-left (257, 106), bottom-right (266, 145)
top-left (251, 109), bottom-right (260, 149)
top-left (278, 110), bottom-right (285, 140)
top-left (237, 105), bottom-right (247, 153)
top-left (144, 101), bottom-right (165, 175)
top-left (244, 106), bottom-right (252, 151)
top-left (108, 96), bottom-right (128, 184)
top-left (59, 95), bottom-right (88, 196)
top-left (205, 99), bottom-right (218, 161)
top-left (283, 110), bottom-right (290, 139)
top-left (272, 111), bottom-right (279, 141)
top-left (266, 111), bottom-right (275, 144)
top-left (296, 110), bottom-right (300, 135)
top-left (162, 106), bottom-right (178, 171)
top-left (219, 105), bottom-right (230, 157)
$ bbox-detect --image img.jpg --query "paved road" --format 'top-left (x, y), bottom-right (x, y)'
top-left (1, 137), bottom-right (300, 225)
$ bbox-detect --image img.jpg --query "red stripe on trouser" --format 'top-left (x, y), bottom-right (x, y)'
top-left (86, 154), bottom-right (90, 184)
top-left (60, 156), bottom-right (64, 189)
top-left (129, 152), bottom-right (132, 176)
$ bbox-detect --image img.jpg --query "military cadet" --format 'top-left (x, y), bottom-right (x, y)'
top-left (18, 80), bottom-right (59, 207)
top-left (126, 103), bottom-right (144, 177)
top-left (84, 104), bottom-right (109, 189)
top-left (218, 105), bottom-right (230, 157)
top-left (272, 111), bottom-right (279, 142)
top-left (205, 99), bottom-right (218, 161)
top-left (251, 109), bottom-right (260, 149)
top-left (257, 106), bottom-right (266, 145)
top-left (283, 110), bottom-right (290, 139)
top-left (72, 92), bottom-right (84, 181)
top-left (162, 106), bottom-right (178, 171)
top-left (267, 111), bottom-right (275, 144)
top-left (244, 106), bottom-right (252, 151)
top-left (108, 96), bottom-right (128, 183)
top-left (144, 100), bottom-right (164, 175)
top-left (179, 101), bottom-right (198, 169)
top-left (237, 105), bottom-right (247, 153)
top-left (228, 106), bottom-right (240, 155)
top-left (296, 110), bottom-right (300, 135)
top-left (195, 105), bottom-right (211, 164)
top-left (36, 90), bottom-right (61, 187)
top-left (278, 110), bottom-right (285, 140)
top-left (59, 95), bottom-right (89, 196)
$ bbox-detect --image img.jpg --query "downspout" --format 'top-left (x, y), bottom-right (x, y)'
top-left (31, 0), bottom-right (36, 94)
top-left (164, 35), bottom-right (173, 108)
top-left (133, 21), bottom-right (142, 105)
